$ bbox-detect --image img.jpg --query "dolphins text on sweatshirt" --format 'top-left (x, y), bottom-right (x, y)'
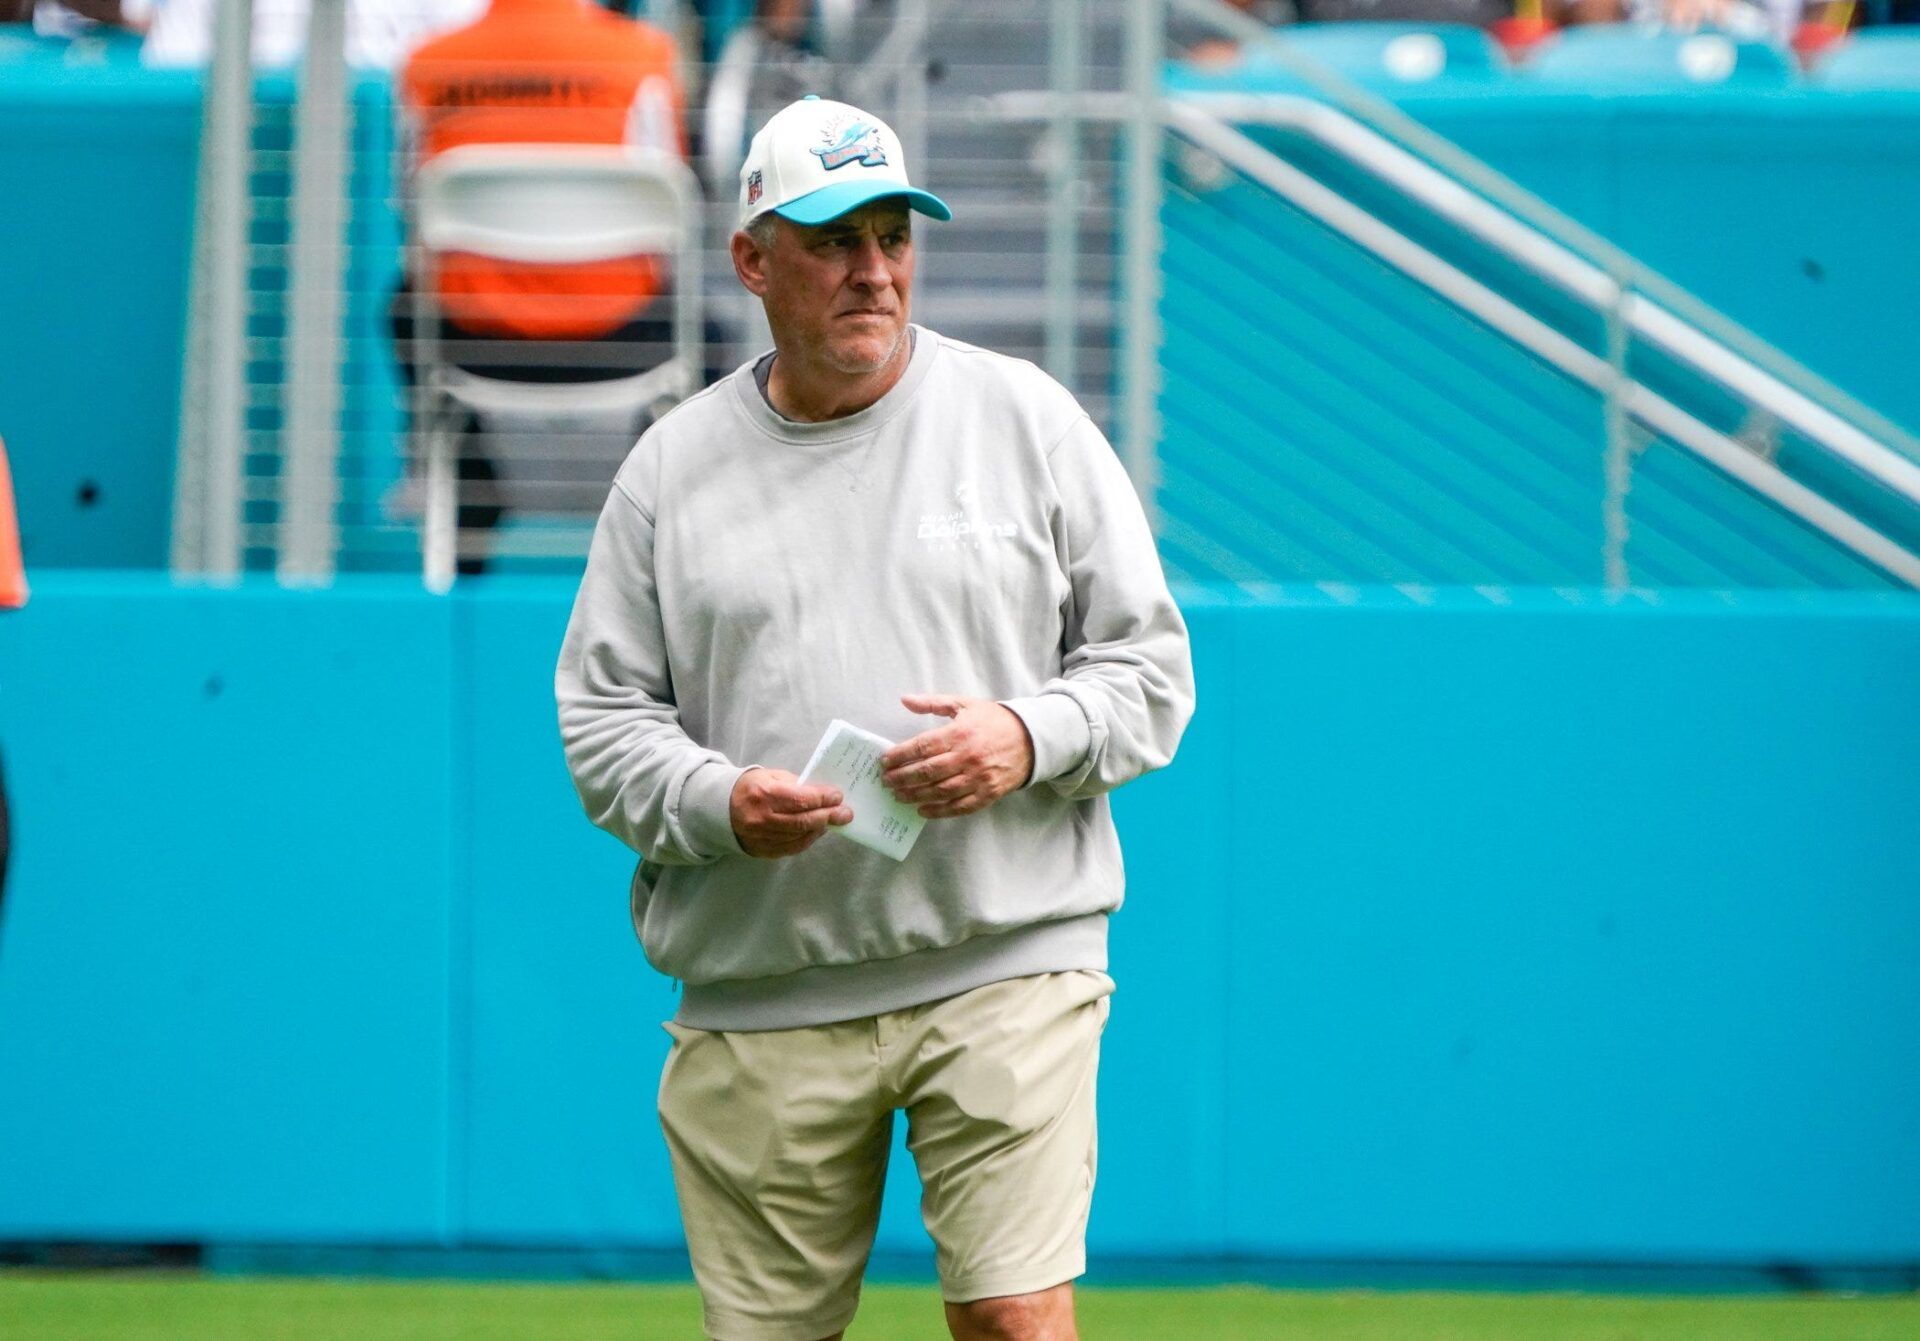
top-left (555, 327), bottom-right (1195, 1030)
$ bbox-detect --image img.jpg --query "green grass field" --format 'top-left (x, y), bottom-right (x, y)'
top-left (1, 1274), bottom-right (1916, 1340)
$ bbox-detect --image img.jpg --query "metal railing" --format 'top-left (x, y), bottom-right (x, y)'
top-left (992, 85), bottom-right (1920, 586)
top-left (987, 0), bottom-right (1920, 589)
top-left (173, 0), bottom-right (1033, 585)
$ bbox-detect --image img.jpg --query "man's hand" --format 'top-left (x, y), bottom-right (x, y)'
top-left (730, 768), bottom-right (853, 859)
top-left (881, 694), bottom-right (1035, 819)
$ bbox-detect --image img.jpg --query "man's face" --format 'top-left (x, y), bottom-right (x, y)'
top-left (738, 199), bottom-right (915, 376)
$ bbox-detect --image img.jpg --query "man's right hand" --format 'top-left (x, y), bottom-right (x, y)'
top-left (729, 767), bottom-right (853, 859)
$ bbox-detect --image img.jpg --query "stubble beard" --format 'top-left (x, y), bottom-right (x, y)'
top-left (822, 314), bottom-right (909, 377)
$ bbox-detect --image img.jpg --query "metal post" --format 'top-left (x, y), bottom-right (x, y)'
top-left (895, 0), bottom-right (931, 182)
top-left (172, 0), bottom-right (254, 578)
top-left (279, 0), bottom-right (350, 584)
top-left (1602, 268), bottom-right (1631, 591)
top-left (1121, 0), bottom-right (1166, 522)
top-left (1044, 0), bottom-right (1082, 391)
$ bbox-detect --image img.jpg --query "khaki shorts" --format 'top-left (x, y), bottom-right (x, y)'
top-left (657, 968), bottom-right (1114, 1341)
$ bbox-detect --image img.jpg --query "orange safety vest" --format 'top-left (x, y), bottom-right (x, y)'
top-left (0, 436), bottom-right (26, 610)
top-left (400, 0), bottom-right (687, 341)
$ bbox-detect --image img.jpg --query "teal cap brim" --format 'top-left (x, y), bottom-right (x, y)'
top-left (773, 181), bottom-right (954, 225)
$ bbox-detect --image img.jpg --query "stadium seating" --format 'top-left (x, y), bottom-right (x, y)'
top-left (406, 145), bottom-right (705, 590)
top-left (1231, 21), bottom-right (1511, 87)
top-left (1522, 24), bottom-right (1797, 88)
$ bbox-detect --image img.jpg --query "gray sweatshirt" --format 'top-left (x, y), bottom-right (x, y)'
top-left (555, 326), bottom-right (1194, 1030)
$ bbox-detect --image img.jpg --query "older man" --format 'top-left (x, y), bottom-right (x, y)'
top-left (557, 96), bottom-right (1193, 1341)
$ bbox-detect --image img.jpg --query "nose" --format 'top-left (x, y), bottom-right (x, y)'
top-left (847, 235), bottom-right (892, 292)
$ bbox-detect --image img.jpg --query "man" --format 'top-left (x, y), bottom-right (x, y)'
top-left (398, 0), bottom-right (684, 350)
top-left (393, 0), bottom-right (691, 572)
top-left (0, 435), bottom-right (25, 926)
top-left (556, 96), bottom-right (1194, 1341)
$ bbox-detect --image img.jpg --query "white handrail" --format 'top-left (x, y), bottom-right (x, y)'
top-left (1174, 93), bottom-right (1920, 511)
top-left (981, 90), bottom-right (1920, 585)
top-left (1168, 0), bottom-right (1920, 471)
top-left (1167, 109), bottom-right (1920, 585)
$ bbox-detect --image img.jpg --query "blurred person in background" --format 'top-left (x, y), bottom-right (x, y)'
top-left (392, 0), bottom-right (699, 575)
top-left (142, 0), bottom-right (485, 69)
top-left (1292, 0), bottom-right (1516, 26)
top-left (0, 437), bottom-right (28, 936)
top-left (1173, 0), bottom-right (1291, 67)
top-left (1546, 0), bottom-right (1823, 37)
top-left (0, 0), bottom-right (151, 39)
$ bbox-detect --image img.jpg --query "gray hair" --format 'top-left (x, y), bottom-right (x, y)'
top-left (742, 212), bottom-right (780, 249)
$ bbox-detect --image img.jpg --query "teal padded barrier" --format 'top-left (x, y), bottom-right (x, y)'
top-left (453, 590), bottom-right (685, 1246)
top-left (1, 578), bottom-right (1917, 1270)
top-left (1236, 22), bottom-right (1510, 87)
top-left (0, 576), bottom-right (456, 1241)
top-left (1216, 586), bottom-right (1920, 1260)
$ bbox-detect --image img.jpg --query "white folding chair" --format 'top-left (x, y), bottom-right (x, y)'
top-left (406, 144), bottom-right (704, 592)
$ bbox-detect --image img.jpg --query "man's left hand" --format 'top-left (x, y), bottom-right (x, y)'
top-left (881, 694), bottom-right (1034, 819)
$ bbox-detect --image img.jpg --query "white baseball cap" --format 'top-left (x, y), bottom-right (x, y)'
top-left (738, 95), bottom-right (953, 229)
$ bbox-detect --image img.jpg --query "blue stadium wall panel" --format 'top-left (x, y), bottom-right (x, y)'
top-left (0, 56), bottom-right (200, 570)
top-left (453, 590), bottom-right (686, 1247)
top-left (0, 576), bottom-right (456, 1241)
top-left (1, 577), bottom-right (1917, 1269)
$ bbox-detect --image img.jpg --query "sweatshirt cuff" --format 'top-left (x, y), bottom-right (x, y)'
top-left (679, 759), bottom-right (750, 859)
top-left (1000, 693), bottom-right (1093, 789)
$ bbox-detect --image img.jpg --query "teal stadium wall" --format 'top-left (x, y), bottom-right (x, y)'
top-left (1, 577), bottom-right (1916, 1272)
top-left (0, 34), bottom-right (403, 572)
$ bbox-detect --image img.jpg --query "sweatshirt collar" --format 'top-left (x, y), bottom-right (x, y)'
top-left (730, 324), bottom-right (938, 447)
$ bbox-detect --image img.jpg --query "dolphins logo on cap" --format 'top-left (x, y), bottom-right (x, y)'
top-left (812, 119), bottom-right (889, 172)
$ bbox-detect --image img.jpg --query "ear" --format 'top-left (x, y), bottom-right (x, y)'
top-left (731, 229), bottom-right (771, 299)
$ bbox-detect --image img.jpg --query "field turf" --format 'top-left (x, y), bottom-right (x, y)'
top-left (2, 1274), bottom-right (1917, 1339)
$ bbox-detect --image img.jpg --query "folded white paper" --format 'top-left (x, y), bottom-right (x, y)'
top-left (798, 718), bottom-right (927, 862)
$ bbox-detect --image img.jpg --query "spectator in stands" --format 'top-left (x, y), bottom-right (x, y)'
top-left (142, 0), bottom-right (484, 70)
top-left (1620, 0), bottom-right (1806, 40)
top-left (1, 0), bottom-right (150, 39)
top-left (1294, 0), bottom-right (1516, 25)
top-left (392, 0), bottom-right (699, 576)
top-left (0, 436), bottom-right (27, 936)
top-left (1174, 0), bottom-right (1291, 67)
top-left (1175, 0), bottom-right (1525, 68)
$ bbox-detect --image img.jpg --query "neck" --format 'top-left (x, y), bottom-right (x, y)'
top-left (766, 332), bottom-right (913, 424)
